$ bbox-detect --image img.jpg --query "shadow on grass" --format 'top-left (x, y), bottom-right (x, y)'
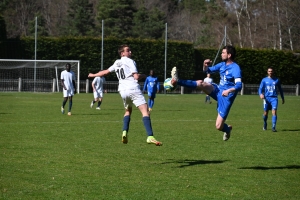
top-left (238, 165), bottom-right (300, 170)
top-left (281, 129), bottom-right (300, 132)
top-left (161, 159), bottom-right (227, 168)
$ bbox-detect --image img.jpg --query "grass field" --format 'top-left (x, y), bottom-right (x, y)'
top-left (0, 92), bottom-right (299, 199)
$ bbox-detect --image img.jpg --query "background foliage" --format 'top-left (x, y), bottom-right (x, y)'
top-left (1, 37), bottom-right (300, 84)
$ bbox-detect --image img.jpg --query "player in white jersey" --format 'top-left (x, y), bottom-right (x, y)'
top-left (203, 73), bottom-right (213, 104)
top-left (88, 44), bottom-right (162, 146)
top-left (60, 63), bottom-right (76, 116)
top-left (90, 76), bottom-right (106, 110)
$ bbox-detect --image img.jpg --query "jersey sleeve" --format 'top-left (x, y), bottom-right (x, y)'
top-left (277, 79), bottom-right (284, 100)
top-left (258, 78), bottom-right (265, 95)
top-left (207, 62), bottom-right (222, 74)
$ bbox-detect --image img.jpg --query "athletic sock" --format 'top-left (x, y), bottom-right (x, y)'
top-left (177, 80), bottom-right (197, 89)
top-left (272, 115), bottom-right (277, 128)
top-left (123, 115), bottom-right (131, 132)
top-left (142, 116), bottom-right (153, 136)
top-left (62, 100), bottom-right (67, 107)
top-left (221, 123), bottom-right (230, 133)
top-left (97, 101), bottom-right (102, 107)
top-left (68, 100), bottom-right (72, 112)
top-left (263, 115), bottom-right (268, 126)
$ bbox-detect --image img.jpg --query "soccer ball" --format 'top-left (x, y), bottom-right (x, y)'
top-left (164, 78), bottom-right (176, 91)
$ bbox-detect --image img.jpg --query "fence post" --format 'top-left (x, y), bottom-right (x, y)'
top-left (296, 84), bottom-right (299, 96)
top-left (52, 78), bottom-right (56, 92)
top-left (86, 79), bottom-right (89, 93)
top-left (180, 86), bottom-right (184, 95)
top-left (18, 77), bottom-right (22, 92)
top-left (240, 82), bottom-right (244, 95)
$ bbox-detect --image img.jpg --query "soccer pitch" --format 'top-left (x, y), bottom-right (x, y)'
top-left (0, 92), bottom-right (299, 199)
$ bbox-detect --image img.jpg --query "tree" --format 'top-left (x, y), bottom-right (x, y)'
top-left (62, 0), bottom-right (95, 36)
top-left (97, 0), bottom-right (136, 38)
top-left (28, 14), bottom-right (49, 37)
top-left (132, 7), bottom-right (166, 39)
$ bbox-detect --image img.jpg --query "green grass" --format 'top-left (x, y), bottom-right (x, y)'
top-left (0, 92), bottom-right (299, 199)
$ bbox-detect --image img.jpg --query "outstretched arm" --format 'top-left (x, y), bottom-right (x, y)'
top-left (88, 70), bottom-right (110, 78)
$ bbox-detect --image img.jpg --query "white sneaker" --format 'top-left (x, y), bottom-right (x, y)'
top-left (96, 107), bottom-right (100, 110)
top-left (171, 67), bottom-right (178, 81)
top-left (90, 101), bottom-right (93, 108)
top-left (223, 125), bottom-right (232, 141)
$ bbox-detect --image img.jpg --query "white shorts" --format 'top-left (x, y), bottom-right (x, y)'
top-left (119, 89), bottom-right (146, 109)
top-left (93, 90), bottom-right (104, 99)
top-left (63, 89), bottom-right (74, 97)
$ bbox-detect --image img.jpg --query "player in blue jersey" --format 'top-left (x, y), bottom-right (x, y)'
top-left (143, 70), bottom-right (160, 112)
top-left (88, 44), bottom-right (162, 146)
top-left (170, 45), bottom-right (242, 141)
top-left (258, 67), bottom-right (284, 132)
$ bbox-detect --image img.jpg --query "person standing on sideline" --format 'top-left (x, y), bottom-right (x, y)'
top-left (203, 73), bottom-right (213, 104)
top-left (61, 63), bottom-right (76, 116)
top-left (88, 44), bottom-right (162, 146)
top-left (258, 67), bottom-right (284, 132)
top-left (143, 69), bottom-right (160, 112)
top-left (90, 76), bottom-right (106, 110)
top-left (170, 45), bottom-right (242, 141)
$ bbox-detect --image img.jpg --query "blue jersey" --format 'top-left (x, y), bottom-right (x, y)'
top-left (258, 77), bottom-right (284, 100)
top-left (143, 76), bottom-right (159, 94)
top-left (207, 61), bottom-right (242, 120)
top-left (207, 61), bottom-right (242, 92)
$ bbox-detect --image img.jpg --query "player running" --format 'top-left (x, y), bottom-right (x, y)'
top-left (258, 67), bottom-right (284, 132)
top-left (170, 45), bottom-right (242, 141)
top-left (88, 44), bottom-right (162, 146)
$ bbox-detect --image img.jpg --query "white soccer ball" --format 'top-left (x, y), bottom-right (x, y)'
top-left (164, 78), bottom-right (176, 91)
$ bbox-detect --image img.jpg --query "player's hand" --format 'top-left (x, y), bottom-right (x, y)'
top-left (88, 73), bottom-right (94, 78)
top-left (260, 94), bottom-right (265, 99)
top-left (222, 90), bottom-right (230, 97)
top-left (203, 59), bottom-right (211, 71)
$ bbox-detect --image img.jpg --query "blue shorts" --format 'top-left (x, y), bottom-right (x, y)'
top-left (147, 92), bottom-right (156, 98)
top-left (209, 83), bottom-right (237, 120)
top-left (263, 97), bottom-right (278, 111)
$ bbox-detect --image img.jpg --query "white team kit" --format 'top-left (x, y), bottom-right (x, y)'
top-left (92, 77), bottom-right (106, 98)
top-left (204, 77), bottom-right (213, 84)
top-left (108, 56), bottom-right (146, 108)
top-left (61, 70), bottom-right (75, 97)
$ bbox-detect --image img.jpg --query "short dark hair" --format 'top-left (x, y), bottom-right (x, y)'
top-left (223, 45), bottom-right (236, 60)
top-left (118, 44), bottom-right (129, 56)
top-left (66, 63), bottom-right (71, 68)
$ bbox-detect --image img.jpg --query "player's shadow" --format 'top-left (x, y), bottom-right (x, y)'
top-left (161, 159), bottom-right (227, 168)
top-left (238, 165), bottom-right (300, 170)
top-left (281, 129), bottom-right (300, 132)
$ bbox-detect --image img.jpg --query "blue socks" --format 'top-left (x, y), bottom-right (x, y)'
top-left (148, 99), bottom-right (154, 109)
top-left (272, 115), bottom-right (277, 129)
top-left (177, 80), bottom-right (197, 89)
top-left (123, 115), bottom-right (131, 132)
top-left (142, 116), bottom-right (153, 136)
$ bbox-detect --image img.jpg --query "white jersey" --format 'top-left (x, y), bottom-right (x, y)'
top-left (61, 70), bottom-right (75, 90)
top-left (108, 56), bottom-right (140, 91)
top-left (92, 77), bottom-right (106, 92)
top-left (204, 77), bottom-right (213, 84)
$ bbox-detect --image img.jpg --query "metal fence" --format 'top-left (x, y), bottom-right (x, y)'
top-left (0, 79), bottom-right (299, 96)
